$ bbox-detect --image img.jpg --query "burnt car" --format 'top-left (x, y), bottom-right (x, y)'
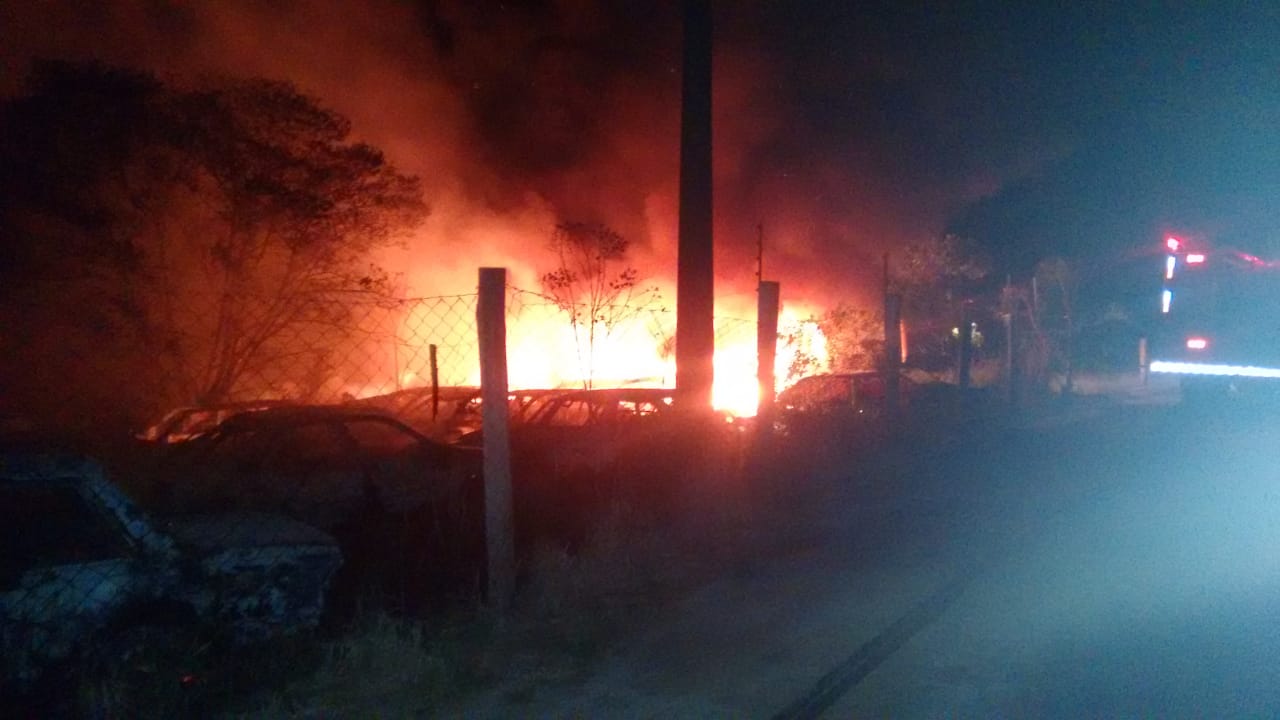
top-left (1, 451), bottom-right (341, 711)
top-left (463, 388), bottom-right (745, 542)
top-left (357, 386), bottom-right (566, 444)
top-left (354, 386), bottom-right (484, 443)
top-left (135, 400), bottom-right (296, 444)
top-left (486, 387), bottom-right (680, 466)
top-left (147, 405), bottom-right (484, 611)
top-left (777, 371), bottom-right (918, 421)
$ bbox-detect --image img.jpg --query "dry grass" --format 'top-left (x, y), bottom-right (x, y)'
top-left (229, 506), bottom-right (713, 717)
top-left (227, 439), bottom-right (778, 717)
top-left (232, 612), bottom-right (451, 717)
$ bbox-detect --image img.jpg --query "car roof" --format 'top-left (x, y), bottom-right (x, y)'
top-left (359, 386), bottom-right (481, 405)
top-left (215, 405), bottom-right (422, 434)
top-left (543, 387), bottom-right (676, 401)
top-left (147, 400), bottom-right (296, 424)
top-left (0, 451), bottom-right (105, 486)
top-left (799, 371), bottom-right (885, 380)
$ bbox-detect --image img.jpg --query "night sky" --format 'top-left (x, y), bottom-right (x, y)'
top-left (3, 1), bottom-right (1278, 308)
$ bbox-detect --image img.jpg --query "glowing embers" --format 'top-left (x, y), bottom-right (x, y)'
top-left (1185, 337), bottom-right (1209, 350)
top-left (1149, 360), bottom-right (1280, 379)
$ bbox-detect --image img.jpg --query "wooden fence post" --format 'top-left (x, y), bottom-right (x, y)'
top-left (477, 268), bottom-right (514, 611)
top-left (429, 344), bottom-right (439, 420)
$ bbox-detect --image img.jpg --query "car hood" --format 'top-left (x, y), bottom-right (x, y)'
top-left (164, 512), bottom-right (338, 551)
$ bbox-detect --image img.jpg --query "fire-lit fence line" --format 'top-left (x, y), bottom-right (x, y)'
top-left (227, 285), bottom-right (756, 405)
top-left (5, 281), bottom-right (761, 713)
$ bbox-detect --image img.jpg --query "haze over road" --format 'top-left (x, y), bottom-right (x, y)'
top-left (833, 400), bottom-right (1280, 717)
top-left (456, 397), bottom-right (1280, 718)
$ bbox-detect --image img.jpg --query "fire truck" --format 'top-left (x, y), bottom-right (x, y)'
top-left (1148, 234), bottom-right (1280, 401)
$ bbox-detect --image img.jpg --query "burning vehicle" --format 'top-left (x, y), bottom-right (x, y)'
top-left (1, 451), bottom-right (342, 706)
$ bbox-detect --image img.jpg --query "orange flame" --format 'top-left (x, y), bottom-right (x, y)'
top-left (371, 296), bottom-right (830, 418)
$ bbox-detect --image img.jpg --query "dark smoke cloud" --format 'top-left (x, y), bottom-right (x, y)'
top-left (0, 1), bottom-right (1042, 310)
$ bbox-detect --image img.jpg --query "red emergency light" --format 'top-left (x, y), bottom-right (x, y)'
top-left (1166, 236), bottom-right (1181, 251)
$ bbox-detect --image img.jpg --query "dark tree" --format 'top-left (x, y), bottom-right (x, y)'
top-left (890, 234), bottom-right (991, 369)
top-left (0, 61), bottom-right (427, 434)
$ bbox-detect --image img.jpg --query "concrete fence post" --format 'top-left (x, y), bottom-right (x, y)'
top-left (477, 268), bottom-right (514, 612)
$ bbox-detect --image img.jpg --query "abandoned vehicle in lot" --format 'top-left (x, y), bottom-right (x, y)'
top-left (0, 451), bottom-right (342, 704)
top-left (355, 385), bottom-right (566, 443)
top-left (460, 387), bottom-right (746, 542)
top-left (777, 371), bottom-right (918, 420)
top-left (145, 405), bottom-right (485, 609)
top-left (134, 400), bottom-right (297, 444)
top-left (353, 385), bottom-right (485, 443)
top-left (469, 387), bottom-right (683, 464)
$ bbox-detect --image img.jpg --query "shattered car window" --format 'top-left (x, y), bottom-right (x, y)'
top-left (1, 484), bottom-right (130, 576)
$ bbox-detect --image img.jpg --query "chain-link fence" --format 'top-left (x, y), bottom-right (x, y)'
top-left (218, 285), bottom-right (757, 405)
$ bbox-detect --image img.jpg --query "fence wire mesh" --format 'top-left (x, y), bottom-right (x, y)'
top-left (220, 286), bottom-right (756, 403)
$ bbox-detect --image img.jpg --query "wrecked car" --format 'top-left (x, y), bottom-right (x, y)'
top-left (135, 400), bottom-right (297, 444)
top-left (356, 385), bottom-right (565, 444)
top-left (0, 451), bottom-right (341, 704)
top-left (777, 371), bottom-right (917, 419)
top-left (353, 385), bottom-right (485, 443)
top-left (145, 405), bottom-right (485, 611)
top-left (774, 371), bottom-right (922, 441)
top-left (461, 388), bottom-right (747, 543)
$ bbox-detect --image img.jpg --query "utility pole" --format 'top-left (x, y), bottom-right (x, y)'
top-left (756, 224), bottom-right (764, 283)
top-left (757, 280), bottom-right (780, 422)
top-left (675, 0), bottom-right (715, 411)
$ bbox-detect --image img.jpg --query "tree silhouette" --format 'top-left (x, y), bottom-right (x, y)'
top-left (0, 61), bottom-right (426, 429)
top-left (540, 222), bottom-right (657, 387)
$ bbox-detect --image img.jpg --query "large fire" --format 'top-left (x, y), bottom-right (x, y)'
top-left (385, 297), bottom-right (829, 418)
top-left (9, 2), bottom-right (937, 422)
